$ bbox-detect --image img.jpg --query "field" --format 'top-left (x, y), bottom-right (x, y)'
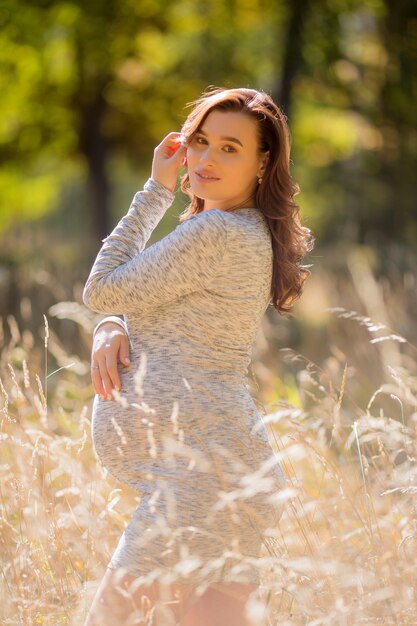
top-left (1, 250), bottom-right (416, 625)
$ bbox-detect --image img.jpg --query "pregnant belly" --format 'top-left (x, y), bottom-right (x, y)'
top-left (90, 361), bottom-right (197, 488)
top-left (90, 363), bottom-right (285, 495)
top-left (91, 396), bottom-right (149, 487)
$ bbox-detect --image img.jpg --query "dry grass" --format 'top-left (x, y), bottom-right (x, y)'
top-left (1, 285), bottom-right (417, 624)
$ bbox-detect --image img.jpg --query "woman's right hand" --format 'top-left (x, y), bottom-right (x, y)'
top-left (91, 322), bottom-right (130, 401)
top-left (151, 131), bottom-right (187, 192)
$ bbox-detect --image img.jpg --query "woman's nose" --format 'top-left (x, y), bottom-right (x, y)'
top-left (199, 146), bottom-right (216, 166)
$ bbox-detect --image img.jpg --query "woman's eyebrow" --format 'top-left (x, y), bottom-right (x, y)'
top-left (197, 128), bottom-right (243, 147)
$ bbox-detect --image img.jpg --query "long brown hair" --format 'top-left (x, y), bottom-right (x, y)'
top-left (178, 86), bottom-right (315, 316)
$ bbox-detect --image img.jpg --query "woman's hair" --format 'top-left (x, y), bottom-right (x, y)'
top-left (178, 86), bottom-right (315, 316)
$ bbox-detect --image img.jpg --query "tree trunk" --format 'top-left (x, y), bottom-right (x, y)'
top-left (78, 88), bottom-right (111, 244)
top-left (273, 0), bottom-right (310, 122)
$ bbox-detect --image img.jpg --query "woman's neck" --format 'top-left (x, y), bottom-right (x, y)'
top-left (203, 195), bottom-right (255, 212)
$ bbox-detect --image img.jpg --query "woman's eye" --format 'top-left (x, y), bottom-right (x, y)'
top-left (193, 137), bottom-right (235, 152)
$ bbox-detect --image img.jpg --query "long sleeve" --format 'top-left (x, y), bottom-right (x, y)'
top-left (82, 178), bottom-right (229, 316)
top-left (93, 316), bottom-right (128, 335)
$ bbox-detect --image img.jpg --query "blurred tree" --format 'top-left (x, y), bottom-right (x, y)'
top-left (273, 0), bottom-right (311, 120)
top-left (289, 0), bottom-right (417, 249)
top-left (0, 0), bottom-right (415, 257)
top-left (377, 0), bottom-right (417, 247)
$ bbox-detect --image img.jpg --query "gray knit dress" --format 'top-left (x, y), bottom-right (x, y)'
top-left (83, 177), bottom-right (286, 586)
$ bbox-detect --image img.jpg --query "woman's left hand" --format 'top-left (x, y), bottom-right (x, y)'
top-left (151, 131), bottom-right (187, 192)
top-left (91, 322), bottom-right (130, 401)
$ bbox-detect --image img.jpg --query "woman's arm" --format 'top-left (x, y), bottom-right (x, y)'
top-left (83, 131), bottom-right (185, 315)
top-left (82, 202), bottom-right (229, 316)
top-left (82, 175), bottom-right (173, 315)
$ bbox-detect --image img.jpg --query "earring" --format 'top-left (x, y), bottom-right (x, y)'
top-left (258, 177), bottom-right (263, 184)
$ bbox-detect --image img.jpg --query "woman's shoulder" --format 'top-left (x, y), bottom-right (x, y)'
top-left (217, 207), bottom-right (271, 241)
top-left (178, 208), bottom-right (271, 274)
top-left (177, 208), bottom-right (230, 238)
top-left (183, 207), bottom-right (266, 230)
top-left (182, 208), bottom-right (228, 223)
top-left (179, 208), bottom-right (271, 252)
top-left (182, 208), bottom-right (270, 248)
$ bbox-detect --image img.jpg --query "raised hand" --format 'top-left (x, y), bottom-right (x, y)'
top-left (151, 131), bottom-right (187, 192)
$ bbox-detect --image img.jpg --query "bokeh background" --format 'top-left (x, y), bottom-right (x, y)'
top-left (1, 1), bottom-right (417, 623)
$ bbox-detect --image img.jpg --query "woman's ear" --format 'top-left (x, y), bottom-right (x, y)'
top-left (257, 150), bottom-right (270, 178)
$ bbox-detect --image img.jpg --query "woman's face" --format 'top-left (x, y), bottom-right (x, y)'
top-left (186, 110), bottom-right (268, 211)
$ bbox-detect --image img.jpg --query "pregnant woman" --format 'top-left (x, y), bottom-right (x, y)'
top-left (82, 86), bottom-right (314, 625)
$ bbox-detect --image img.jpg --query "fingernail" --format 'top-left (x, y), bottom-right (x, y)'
top-left (115, 385), bottom-right (120, 391)
top-left (107, 394), bottom-right (112, 400)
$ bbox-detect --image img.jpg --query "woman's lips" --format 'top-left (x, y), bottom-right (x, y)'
top-left (195, 171), bottom-right (220, 182)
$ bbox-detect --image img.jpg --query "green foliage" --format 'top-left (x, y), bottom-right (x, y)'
top-left (0, 0), bottom-right (415, 248)
top-left (0, 166), bottom-right (59, 229)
